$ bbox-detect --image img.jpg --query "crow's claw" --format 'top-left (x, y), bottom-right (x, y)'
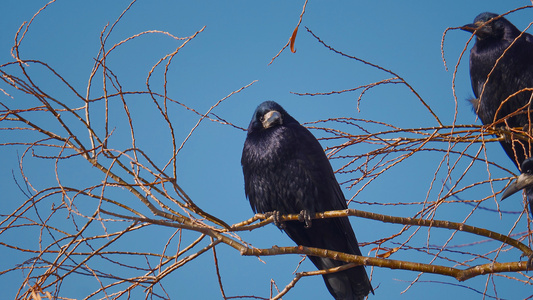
top-left (497, 125), bottom-right (513, 143)
top-left (298, 209), bottom-right (312, 229)
top-left (266, 211), bottom-right (285, 229)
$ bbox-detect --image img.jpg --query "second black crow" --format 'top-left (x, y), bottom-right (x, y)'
top-left (241, 101), bottom-right (373, 300)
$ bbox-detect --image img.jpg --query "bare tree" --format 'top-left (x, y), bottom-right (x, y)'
top-left (1, 1), bottom-right (533, 299)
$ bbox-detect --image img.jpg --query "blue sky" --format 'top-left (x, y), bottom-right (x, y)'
top-left (1, 1), bottom-right (533, 299)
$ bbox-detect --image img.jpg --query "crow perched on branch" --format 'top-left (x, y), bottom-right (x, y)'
top-left (461, 12), bottom-right (533, 168)
top-left (462, 12), bottom-right (533, 218)
top-left (241, 101), bottom-right (372, 300)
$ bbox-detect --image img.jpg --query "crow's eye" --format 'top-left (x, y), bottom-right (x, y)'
top-left (259, 115), bottom-right (265, 122)
top-left (527, 169), bottom-right (532, 175)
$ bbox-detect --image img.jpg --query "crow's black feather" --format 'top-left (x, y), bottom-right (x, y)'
top-left (241, 101), bottom-right (372, 300)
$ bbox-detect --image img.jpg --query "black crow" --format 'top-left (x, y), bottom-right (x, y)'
top-left (461, 12), bottom-right (533, 168)
top-left (241, 101), bottom-right (373, 300)
top-left (463, 14), bottom-right (533, 267)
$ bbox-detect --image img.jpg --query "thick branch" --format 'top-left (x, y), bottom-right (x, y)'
top-left (233, 209), bottom-right (533, 258)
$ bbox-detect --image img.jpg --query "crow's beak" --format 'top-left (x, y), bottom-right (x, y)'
top-left (460, 21), bottom-right (492, 38)
top-left (460, 23), bottom-right (477, 33)
top-left (262, 110), bottom-right (282, 129)
top-left (501, 173), bottom-right (533, 200)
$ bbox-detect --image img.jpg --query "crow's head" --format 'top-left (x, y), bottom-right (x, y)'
top-left (461, 12), bottom-right (515, 41)
top-left (247, 101), bottom-right (297, 134)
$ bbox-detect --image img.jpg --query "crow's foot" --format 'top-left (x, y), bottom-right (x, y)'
top-left (266, 211), bottom-right (285, 229)
top-left (298, 209), bottom-right (312, 229)
top-left (496, 125), bottom-right (514, 143)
